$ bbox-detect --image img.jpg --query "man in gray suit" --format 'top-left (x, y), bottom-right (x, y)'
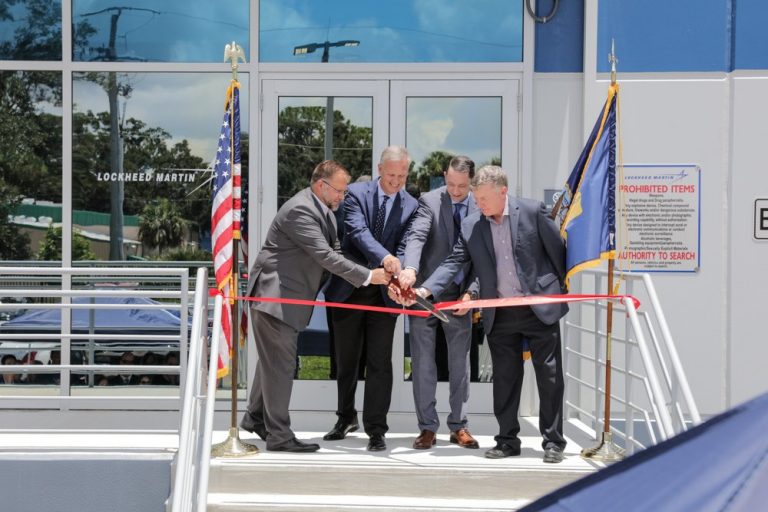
top-left (397, 155), bottom-right (480, 450)
top-left (396, 165), bottom-right (568, 463)
top-left (240, 160), bottom-right (391, 452)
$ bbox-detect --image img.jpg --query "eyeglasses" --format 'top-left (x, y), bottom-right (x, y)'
top-left (322, 179), bottom-right (348, 197)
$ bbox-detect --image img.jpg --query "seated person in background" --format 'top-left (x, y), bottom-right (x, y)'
top-left (44, 350), bottom-right (62, 385)
top-left (20, 357), bottom-right (45, 384)
top-left (116, 351), bottom-right (139, 385)
top-left (140, 352), bottom-right (160, 385)
top-left (2, 354), bottom-right (20, 384)
top-left (161, 352), bottom-right (180, 386)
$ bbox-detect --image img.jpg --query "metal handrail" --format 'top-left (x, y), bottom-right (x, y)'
top-left (171, 267), bottom-right (217, 512)
top-left (563, 268), bottom-right (700, 454)
top-left (0, 266), bottom-right (189, 408)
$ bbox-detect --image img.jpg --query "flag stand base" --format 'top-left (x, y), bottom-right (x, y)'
top-left (211, 427), bottom-right (259, 458)
top-left (580, 431), bottom-right (625, 461)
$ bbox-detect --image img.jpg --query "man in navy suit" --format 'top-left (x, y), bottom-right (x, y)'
top-left (323, 145), bottom-right (418, 452)
top-left (397, 155), bottom-right (481, 450)
top-left (398, 165), bottom-right (568, 463)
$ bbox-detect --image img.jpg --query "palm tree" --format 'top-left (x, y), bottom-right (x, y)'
top-left (138, 199), bottom-right (186, 256)
top-left (414, 150), bottom-right (454, 193)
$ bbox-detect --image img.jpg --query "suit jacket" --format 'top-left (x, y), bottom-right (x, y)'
top-left (247, 187), bottom-right (370, 331)
top-left (402, 186), bottom-right (478, 301)
top-left (422, 195), bottom-right (568, 333)
top-left (325, 178), bottom-right (418, 305)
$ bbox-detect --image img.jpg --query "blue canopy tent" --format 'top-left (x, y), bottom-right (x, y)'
top-left (521, 392), bottom-right (768, 512)
top-left (0, 297), bottom-right (190, 357)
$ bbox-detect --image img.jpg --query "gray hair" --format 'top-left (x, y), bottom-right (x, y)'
top-left (379, 145), bottom-right (411, 166)
top-left (471, 165), bottom-right (507, 188)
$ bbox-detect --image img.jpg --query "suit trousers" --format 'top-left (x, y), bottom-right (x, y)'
top-left (409, 283), bottom-right (472, 432)
top-left (246, 308), bottom-right (299, 449)
top-left (486, 306), bottom-right (566, 451)
top-left (331, 284), bottom-right (398, 436)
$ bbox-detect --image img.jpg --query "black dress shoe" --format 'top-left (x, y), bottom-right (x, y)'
top-left (240, 415), bottom-right (268, 441)
top-left (367, 434), bottom-right (386, 451)
top-left (323, 419), bottom-right (359, 441)
top-left (484, 442), bottom-right (521, 459)
top-left (267, 438), bottom-right (320, 453)
top-left (543, 446), bottom-right (565, 463)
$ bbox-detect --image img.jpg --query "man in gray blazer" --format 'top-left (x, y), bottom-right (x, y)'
top-left (397, 155), bottom-right (480, 450)
top-left (240, 160), bottom-right (390, 452)
top-left (398, 165), bottom-right (568, 463)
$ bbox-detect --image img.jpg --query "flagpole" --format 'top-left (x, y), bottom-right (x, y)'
top-left (581, 39), bottom-right (625, 462)
top-left (211, 41), bottom-right (258, 458)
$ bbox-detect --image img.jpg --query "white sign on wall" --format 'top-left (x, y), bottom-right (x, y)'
top-left (617, 165), bottom-right (701, 272)
top-left (755, 199), bottom-right (768, 240)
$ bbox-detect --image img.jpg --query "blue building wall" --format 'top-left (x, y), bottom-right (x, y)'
top-left (534, 0), bottom-right (768, 72)
top-left (534, 0), bottom-right (584, 72)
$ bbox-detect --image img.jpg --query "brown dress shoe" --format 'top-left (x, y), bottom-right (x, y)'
top-left (450, 428), bottom-right (479, 449)
top-left (412, 430), bottom-right (437, 450)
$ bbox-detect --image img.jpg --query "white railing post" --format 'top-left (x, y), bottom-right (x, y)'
top-left (623, 297), bottom-right (675, 439)
top-left (642, 274), bottom-right (701, 425)
top-left (196, 293), bottom-right (222, 511)
top-left (172, 267), bottom-right (208, 512)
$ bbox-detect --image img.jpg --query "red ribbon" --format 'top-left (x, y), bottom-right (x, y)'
top-left (208, 289), bottom-right (640, 314)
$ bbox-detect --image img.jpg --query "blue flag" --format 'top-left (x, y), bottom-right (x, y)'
top-left (559, 83), bottom-right (618, 289)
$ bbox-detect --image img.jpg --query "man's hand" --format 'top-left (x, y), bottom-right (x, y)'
top-left (370, 268), bottom-right (392, 285)
top-left (398, 268), bottom-right (417, 289)
top-left (387, 282), bottom-right (415, 306)
top-left (452, 292), bottom-right (473, 317)
top-left (382, 254), bottom-right (402, 275)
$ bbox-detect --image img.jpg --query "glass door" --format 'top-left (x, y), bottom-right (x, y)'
top-left (258, 79), bottom-right (389, 410)
top-left (389, 79), bottom-right (538, 414)
top-left (256, 78), bottom-right (535, 415)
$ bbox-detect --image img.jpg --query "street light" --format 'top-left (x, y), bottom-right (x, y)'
top-left (293, 39), bottom-right (360, 63)
top-left (292, 39), bottom-right (360, 160)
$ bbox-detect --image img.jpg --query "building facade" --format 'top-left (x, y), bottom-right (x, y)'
top-left (1, 0), bottom-right (766, 416)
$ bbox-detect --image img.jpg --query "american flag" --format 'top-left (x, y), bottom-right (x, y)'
top-left (211, 82), bottom-right (241, 378)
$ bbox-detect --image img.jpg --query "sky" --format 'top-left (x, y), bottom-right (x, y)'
top-left (73, 72), bottom-right (250, 164)
top-left (20, 1), bottom-right (516, 174)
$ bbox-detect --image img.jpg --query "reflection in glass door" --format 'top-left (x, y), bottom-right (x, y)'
top-left (389, 80), bottom-right (526, 414)
top-left (259, 80), bottom-right (388, 410)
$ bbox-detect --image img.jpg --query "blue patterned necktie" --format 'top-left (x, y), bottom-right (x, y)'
top-left (453, 202), bottom-right (465, 285)
top-left (453, 202), bottom-right (464, 244)
top-left (373, 194), bottom-right (389, 241)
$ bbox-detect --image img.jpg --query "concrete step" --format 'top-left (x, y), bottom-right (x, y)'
top-left (207, 422), bottom-right (603, 511)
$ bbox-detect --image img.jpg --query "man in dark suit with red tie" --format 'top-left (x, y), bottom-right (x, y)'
top-left (323, 145), bottom-right (418, 451)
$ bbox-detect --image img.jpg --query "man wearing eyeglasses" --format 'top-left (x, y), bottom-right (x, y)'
top-left (240, 160), bottom-right (392, 453)
top-left (323, 145), bottom-right (419, 452)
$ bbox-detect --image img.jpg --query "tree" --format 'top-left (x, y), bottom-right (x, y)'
top-left (413, 150), bottom-right (454, 193)
top-left (277, 106), bottom-right (372, 206)
top-left (0, 179), bottom-right (31, 260)
top-left (138, 199), bottom-right (187, 256)
top-left (36, 225), bottom-right (96, 261)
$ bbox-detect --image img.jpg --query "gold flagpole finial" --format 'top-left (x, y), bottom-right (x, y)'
top-left (608, 38), bottom-right (618, 85)
top-left (224, 41), bottom-right (247, 80)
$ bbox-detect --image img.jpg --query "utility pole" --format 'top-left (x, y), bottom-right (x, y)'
top-left (293, 40), bottom-right (360, 161)
top-left (82, 7), bottom-right (158, 260)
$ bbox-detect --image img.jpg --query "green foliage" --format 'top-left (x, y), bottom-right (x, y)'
top-left (36, 224), bottom-right (96, 261)
top-left (277, 106), bottom-right (372, 206)
top-left (0, 179), bottom-right (32, 260)
top-left (158, 247), bottom-right (212, 262)
top-left (413, 150), bottom-right (454, 193)
top-left (138, 199), bottom-right (187, 255)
